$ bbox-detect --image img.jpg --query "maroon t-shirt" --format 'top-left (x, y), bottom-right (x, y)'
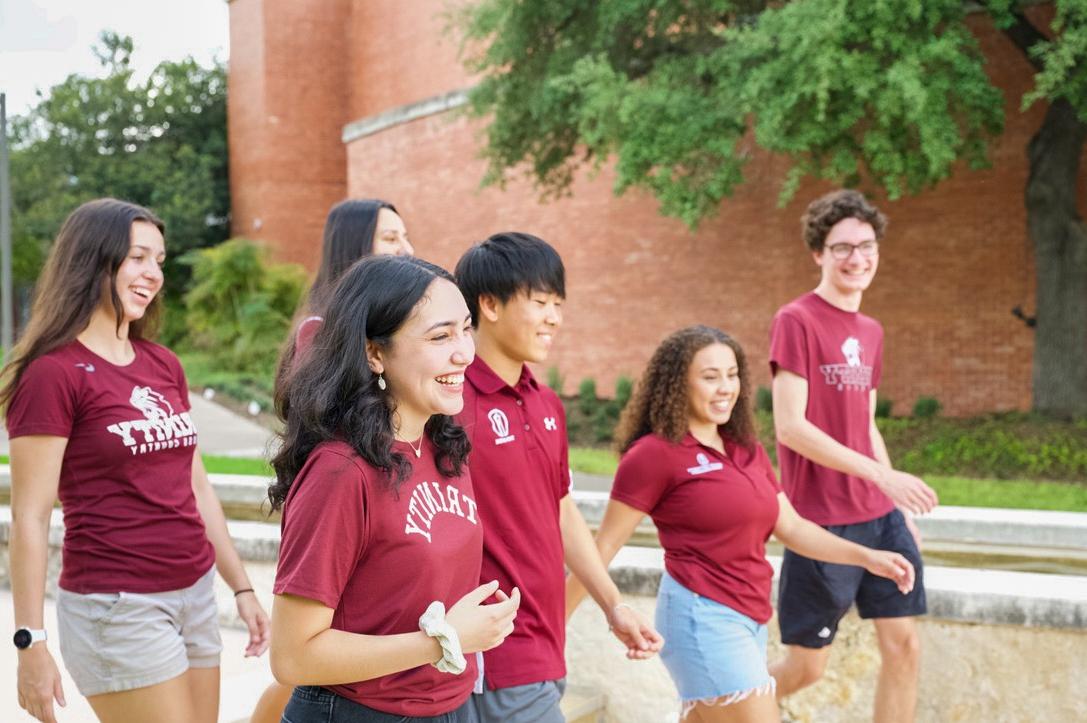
top-left (769, 291), bottom-right (894, 525)
top-left (274, 439), bottom-right (483, 716)
top-left (456, 358), bottom-right (570, 690)
top-left (612, 433), bottom-right (781, 623)
top-left (6, 339), bottom-right (213, 593)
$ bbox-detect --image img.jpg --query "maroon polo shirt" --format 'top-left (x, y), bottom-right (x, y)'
top-left (457, 358), bottom-right (571, 690)
top-left (770, 292), bottom-right (894, 525)
top-left (6, 339), bottom-right (213, 594)
top-left (274, 440), bottom-right (483, 716)
top-left (612, 432), bottom-right (782, 623)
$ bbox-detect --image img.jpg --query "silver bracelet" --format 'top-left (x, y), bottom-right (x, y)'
top-left (418, 601), bottom-right (467, 675)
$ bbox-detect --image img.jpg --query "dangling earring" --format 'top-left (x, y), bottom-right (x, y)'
top-left (377, 373), bottom-right (387, 391)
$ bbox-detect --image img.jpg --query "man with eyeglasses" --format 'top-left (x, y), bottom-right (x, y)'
top-left (767, 189), bottom-right (938, 722)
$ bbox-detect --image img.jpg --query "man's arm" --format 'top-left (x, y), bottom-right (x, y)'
top-left (559, 495), bottom-right (662, 659)
top-left (772, 370), bottom-right (937, 514)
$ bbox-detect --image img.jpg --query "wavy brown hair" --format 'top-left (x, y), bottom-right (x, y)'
top-left (801, 189), bottom-right (887, 251)
top-left (614, 325), bottom-right (756, 454)
top-left (0, 198), bottom-right (164, 412)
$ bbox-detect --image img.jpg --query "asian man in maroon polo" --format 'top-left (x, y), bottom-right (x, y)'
top-left (455, 232), bottom-right (662, 723)
top-left (768, 190), bottom-right (939, 722)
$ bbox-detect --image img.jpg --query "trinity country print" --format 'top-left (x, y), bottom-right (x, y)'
top-left (105, 385), bottom-right (198, 455)
top-left (818, 336), bottom-right (874, 391)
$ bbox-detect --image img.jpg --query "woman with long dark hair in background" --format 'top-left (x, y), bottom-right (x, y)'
top-left (252, 199), bottom-right (415, 722)
top-left (4, 198), bottom-right (269, 723)
top-left (267, 255), bottom-right (519, 722)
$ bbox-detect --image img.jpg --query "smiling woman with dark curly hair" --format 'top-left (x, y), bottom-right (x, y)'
top-left (567, 325), bottom-right (916, 723)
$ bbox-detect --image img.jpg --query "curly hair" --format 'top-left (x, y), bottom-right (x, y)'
top-left (268, 256), bottom-right (470, 511)
top-left (614, 325), bottom-right (756, 454)
top-left (801, 189), bottom-right (887, 251)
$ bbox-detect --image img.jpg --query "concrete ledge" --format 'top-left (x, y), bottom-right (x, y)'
top-left (341, 89), bottom-right (469, 144)
top-left (8, 508), bottom-right (1082, 630)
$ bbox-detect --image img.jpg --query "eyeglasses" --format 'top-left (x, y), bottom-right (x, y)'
top-left (826, 240), bottom-right (879, 260)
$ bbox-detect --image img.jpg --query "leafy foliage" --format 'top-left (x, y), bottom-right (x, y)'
top-left (8, 31), bottom-right (230, 289)
top-left (181, 239), bottom-right (306, 373)
top-left (457, 0), bottom-right (1062, 225)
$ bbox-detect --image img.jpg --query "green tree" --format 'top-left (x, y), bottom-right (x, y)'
top-left (8, 31), bottom-right (229, 296)
top-left (459, 0), bottom-right (1087, 417)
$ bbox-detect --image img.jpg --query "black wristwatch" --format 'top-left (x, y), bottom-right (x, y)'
top-left (13, 627), bottom-right (47, 649)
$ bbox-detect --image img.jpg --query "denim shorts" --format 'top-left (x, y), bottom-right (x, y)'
top-left (778, 508), bottom-right (927, 648)
top-left (56, 566), bottom-right (221, 696)
top-left (283, 686), bottom-right (474, 723)
top-left (656, 571), bottom-right (775, 716)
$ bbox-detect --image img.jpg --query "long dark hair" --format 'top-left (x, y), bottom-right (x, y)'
top-left (307, 198), bottom-right (398, 315)
top-left (614, 325), bottom-right (756, 454)
top-left (268, 255), bottom-right (470, 511)
top-left (0, 198), bottom-right (165, 412)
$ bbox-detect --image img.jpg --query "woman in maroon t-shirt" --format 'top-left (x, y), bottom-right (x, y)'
top-left (567, 326), bottom-right (914, 722)
top-left (253, 199), bottom-right (415, 723)
top-left (2, 199), bottom-right (270, 723)
top-left (267, 255), bottom-right (520, 723)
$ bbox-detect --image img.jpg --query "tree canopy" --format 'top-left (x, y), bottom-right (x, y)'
top-left (8, 31), bottom-right (229, 288)
top-left (459, 0), bottom-right (1087, 416)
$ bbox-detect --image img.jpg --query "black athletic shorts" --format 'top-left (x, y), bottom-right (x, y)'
top-left (777, 508), bottom-right (926, 648)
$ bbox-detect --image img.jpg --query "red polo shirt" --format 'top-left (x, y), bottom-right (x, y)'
top-left (611, 432), bottom-right (781, 623)
top-left (274, 440), bottom-right (483, 716)
top-left (457, 358), bottom-right (570, 689)
top-left (770, 292), bottom-right (894, 525)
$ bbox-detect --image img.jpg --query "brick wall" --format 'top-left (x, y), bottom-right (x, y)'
top-left (230, 1), bottom-right (1086, 416)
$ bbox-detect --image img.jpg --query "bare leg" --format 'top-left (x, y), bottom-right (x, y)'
top-left (186, 667), bottom-right (221, 723)
top-left (251, 681), bottom-right (295, 723)
top-left (768, 645), bottom-right (832, 699)
top-left (685, 689), bottom-right (781, 723)
top-left (872, 617), bottom-right (920, 723)
top-left (87, 669), bottom-right (204, 723)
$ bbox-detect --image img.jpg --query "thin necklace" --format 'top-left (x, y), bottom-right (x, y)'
top-left (403, 437), bottom-right (423, 458)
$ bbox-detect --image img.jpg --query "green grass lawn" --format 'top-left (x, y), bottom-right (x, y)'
top-left (569, 447), bottom-right (1087, 513)
top-left (0, 454), bottom-right (274, 478)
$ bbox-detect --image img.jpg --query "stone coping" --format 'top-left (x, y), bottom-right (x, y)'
top-left (2, 466), bottom-right (1085, 550)
top-left (341, 89), bottom-right (469, 144)
top-left (2, 506), bottom-right (1085, 630)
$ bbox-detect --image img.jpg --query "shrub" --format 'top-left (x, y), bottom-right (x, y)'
top-left (181, 238), bottom-right (306, 373)
top-left (912, 396), bottom-right (942, 419)
top-left (615, 375), bottom-right (634, 410)
top-left (875, 396), bottom-right (894, 418)
top-left (546, 367), bottom-right (564, 394)
top-left (578, 378), bottom-right (598, 416)
top-left (756, 386), bottom-right (773, 413)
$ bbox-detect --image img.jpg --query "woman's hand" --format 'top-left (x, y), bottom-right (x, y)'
top-left (606, 603), bottom-right (665, 660)
top-left (236, 591), bottom-right (272, 657)
top-left (863, 550), bottom-right (915, 595)
top-left (446, 580), bottom-right (521, 654)
top-left (17, 645), bottom-right (66, 723)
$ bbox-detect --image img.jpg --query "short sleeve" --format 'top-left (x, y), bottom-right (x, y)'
top-left (610, 438), bottom-right (672, 515)
top-left (753, 443), bottom-right (782, 493)
top-left (274, 449), bottom-right (369, 609)
top-left (557, 402), bottom-right (573, 500)
top-left (769, 310), bottom-right (809, 380)
top-left (871, 323), bottom-right (884, 389)
top-left (6, 357), bottom-right (78, 439)
top-left (169, 350), bottom-right (192, 412)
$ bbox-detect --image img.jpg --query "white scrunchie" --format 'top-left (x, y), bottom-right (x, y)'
top-left (419, 601), bottom-right (467, 674)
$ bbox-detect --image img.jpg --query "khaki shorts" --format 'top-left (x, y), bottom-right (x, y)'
top-left (56, 566), bottom-right (222, 696)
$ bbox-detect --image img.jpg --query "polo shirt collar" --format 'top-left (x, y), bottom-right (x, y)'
top-left (466, 356), bottom-right (539, 395)
top-left (682, 429), bottom-right (734, 455)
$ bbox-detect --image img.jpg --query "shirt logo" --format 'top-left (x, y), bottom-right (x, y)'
top-left (487, 408), bottom-right (515, 445)
top-left (818, 336), bottom-right (874, 391)
top-left (106, 385), bottom-right (198, 455)
top-left (687, 452), bottom-right (724, 475)
top-left (543, 416), bottom-right (558, 431)
top-left (74, 362), bottom-right (95, 373)
top-left (404, 480), bottom-right (479, 543)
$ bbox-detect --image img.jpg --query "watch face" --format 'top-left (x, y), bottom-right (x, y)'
top-left (13, 629), bottom-right (31, 649)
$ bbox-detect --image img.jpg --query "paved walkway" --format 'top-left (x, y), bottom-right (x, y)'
top-left (0, 590), bottom-right (273, 723)
top-left (0, 395), bottom-right (277, 458)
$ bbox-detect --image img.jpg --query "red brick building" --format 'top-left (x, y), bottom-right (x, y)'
top-left (227, 0), bottom-right (1084, 416)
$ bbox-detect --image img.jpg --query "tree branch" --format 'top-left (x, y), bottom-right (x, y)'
top-left (999, 9), bottom-right (1048, 72)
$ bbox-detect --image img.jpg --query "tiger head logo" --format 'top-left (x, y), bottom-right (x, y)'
top-left (129, 386), bottom-right (175, 421)
top-left (841, 337), bottom-right (863, 367)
